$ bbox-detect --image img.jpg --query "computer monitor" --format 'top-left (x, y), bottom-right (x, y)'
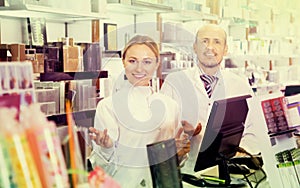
top-left (194, 94), bottom-right (251, 185)
top-left (284, 85), bottom-right (300, 96)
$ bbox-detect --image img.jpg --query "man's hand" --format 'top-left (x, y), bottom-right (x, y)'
top-left (175, 127), bottom-right (191, 160)
top-left (89, 127), bottom-right (113, 148)
top-left (181, 120), bottom-right (202, 137)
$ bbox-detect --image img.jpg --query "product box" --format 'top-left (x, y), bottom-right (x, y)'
top-left (39, 101), bottom-right (56, 115)
top-left (65, 59), bottom-right (80, 72)
top-left (63, 45), bottom-right (84, 72)
top-left (0, 0), bottom-right (9, 7)
top-left (31, 53), bottom-right (44, 73)
top-left (45, 43), bottom-right (64, 72)
top-left (285, 94), bottom-right (300, 127)
top-left (35, 88), bottom-right (59, 114)
top-left (261, 96), bottom-right (289, 134)
top-left (0, 49), bottom-right (11, 62)
top-left (68, 46), bottom-right (80, 59)
top-left (9, 44), bottom-right (26, 62)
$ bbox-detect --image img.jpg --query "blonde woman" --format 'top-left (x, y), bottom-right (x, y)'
top-left (89, 35), bottom-right (190, 187)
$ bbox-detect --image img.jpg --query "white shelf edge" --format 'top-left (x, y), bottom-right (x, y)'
top-left (106, 1), bottom-right (173, 15)
top-left (0, 4), bottom-right (107, 22)
top-left (160, 10), bottom-right (219, 22)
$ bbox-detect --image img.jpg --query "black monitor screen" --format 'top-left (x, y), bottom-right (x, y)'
top-left (194, 94), bottom-right (251, 173)
top-left (284, 85), bottom-right (300, 96)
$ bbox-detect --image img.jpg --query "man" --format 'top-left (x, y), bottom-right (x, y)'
top-left (160, 24), bottom-right (259, 173)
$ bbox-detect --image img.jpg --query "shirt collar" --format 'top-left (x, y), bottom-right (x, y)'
top-left (197, 65), bottom-right (220, 79)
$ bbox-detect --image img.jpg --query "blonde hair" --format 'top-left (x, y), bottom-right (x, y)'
top-left (122, 35), bottom-right (159, 62)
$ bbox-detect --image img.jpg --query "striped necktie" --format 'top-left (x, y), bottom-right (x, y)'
top-left (200, 74), bottom-right (215, 98)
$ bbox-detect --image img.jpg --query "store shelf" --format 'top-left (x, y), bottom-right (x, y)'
top-left (224, 54), bottom-right (299, 62)
top-left (162, 41), bottom-right (194, 47)
top-left (0, 4), bottom-right (107, 22)
top-left (40, 71), bottom-right (108, 82)
top-left (106, 0), bottom-right (173, 15)
top-left (160, 10), bottom-right (219, 22)
top-left (269, 128), bottom-right (297, 138)
top-left (47, 109), bottom-right (96, 127)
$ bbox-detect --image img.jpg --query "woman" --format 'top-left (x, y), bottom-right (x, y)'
top-left (89, 35), bottom-right (190, 187)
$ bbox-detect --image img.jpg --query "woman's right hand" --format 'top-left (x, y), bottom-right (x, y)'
top-left (89, 127), bottom-right (113, 148)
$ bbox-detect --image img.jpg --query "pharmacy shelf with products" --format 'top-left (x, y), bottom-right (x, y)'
top-left (0, 1), bottom-right (121, 188)
top-left (225, 26), bottom-right (300, 96)
top-left (0, 62), bottom-right (120, 188)
top-left (0, 0), bottom-right (107, 21)
top-left (222, 0), bottom-right (300, 95)
top-left (1, 0), bottom-right (300, 187)
top-left (220, 1), bottom-right (300, 188)
top-left (0, 0), bottom-right (111, 128)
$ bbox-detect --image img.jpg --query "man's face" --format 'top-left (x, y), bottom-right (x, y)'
top-left (194, 26), bottom-right (228, 68)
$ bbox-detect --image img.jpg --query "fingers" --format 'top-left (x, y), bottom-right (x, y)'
top-left (89, 128), bottom-right (111, 147)
top-left (177, 144), bottom-right (191, 158)
top-left (181, 120), bottom-right (194, 136)
top-left (175, 138), bottom-right (191, 158)
top-left (181, 120), bottom-right (188, 125)
top-left (101, 129), bottom-right (109, 146)
top-left (193, 123), bottom-right (202, 136)
top-left (181, 120), bottom-right (203, 137)
top-left (89, 127), bottom-right (97, 134)
top-left (175, 127), bottom-right (184, 139)
top-left (89, 127), bottom-right (98, 141)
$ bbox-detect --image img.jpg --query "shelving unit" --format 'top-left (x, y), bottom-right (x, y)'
top-left (160, 10), bottom-right (219, 22)
top-left (47, 109), bottom-right (96, 127)
top-left (40, 71), bottom-right (108, 81)
top-left (0, 3), bottom-right (107, 22)
top-left (0, 2), bottom-right (107, 128)
top-left (106, 0), bottom-right (173, 15)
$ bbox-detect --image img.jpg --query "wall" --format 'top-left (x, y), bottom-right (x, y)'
top-left (46, 21), bottom-right (65, 42)
top-left (100, 12), bottom-right (134, 51)
top-left (0, 17), bottom-right (23, 44)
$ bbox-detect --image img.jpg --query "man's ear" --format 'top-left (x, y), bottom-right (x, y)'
top-left (193, 43), bottom-right (197, 53)
top-left (224, 45), bottom-right (228, 56)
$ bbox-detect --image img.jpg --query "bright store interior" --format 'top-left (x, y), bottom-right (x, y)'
top-left (1, 0), bottom-right (300, 188)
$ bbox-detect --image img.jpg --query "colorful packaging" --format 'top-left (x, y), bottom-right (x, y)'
top-left (26, 121), bottom-right (70, 188)
top-left (88, 166), bottom-right (120, 188)
top-left (0, 107), bottom-right (41, 188)
top-left (0, 135), bottom-right (17, 188)
top-left (6, 132), bottom-right (42, 188)
top-left (23, 104), bottom-right (70, 188)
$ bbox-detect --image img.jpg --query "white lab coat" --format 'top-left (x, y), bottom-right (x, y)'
top-left (160, 66), bottom-right (259, 174)
top-left (90, 82), bottom-right (180, 188)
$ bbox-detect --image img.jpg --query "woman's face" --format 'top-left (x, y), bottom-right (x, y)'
top-left (123, 44), bottom-right (159, 86)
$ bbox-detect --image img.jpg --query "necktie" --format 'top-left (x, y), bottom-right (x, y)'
top-left (200, 74), bottom-right (215, 98)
